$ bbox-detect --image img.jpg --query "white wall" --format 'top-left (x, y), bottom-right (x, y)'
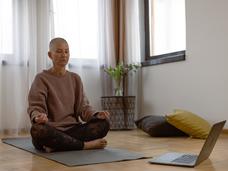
top-left (141, 0), bottom-right (228, 128)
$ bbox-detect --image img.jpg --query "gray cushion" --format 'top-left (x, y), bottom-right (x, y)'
top-left (135, 115), bottom-right (188, 137)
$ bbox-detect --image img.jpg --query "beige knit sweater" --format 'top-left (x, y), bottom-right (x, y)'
top-left (27, 70), bottom-right (97, 131)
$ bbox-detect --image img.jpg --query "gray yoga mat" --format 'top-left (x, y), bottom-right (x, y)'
top-left (2, 137), bottom-right (146, 166)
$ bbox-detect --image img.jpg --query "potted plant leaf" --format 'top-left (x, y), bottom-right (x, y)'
top-left (101, 63), bottom-right (140, 130)
top-left (104, 63), bottom-right (140, 96)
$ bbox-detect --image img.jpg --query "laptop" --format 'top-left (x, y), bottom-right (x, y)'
top-left (149, 120), bottom-right (226, 167)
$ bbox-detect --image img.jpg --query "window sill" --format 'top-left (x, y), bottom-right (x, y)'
top-left (141, 50), bottom-right (186, 67)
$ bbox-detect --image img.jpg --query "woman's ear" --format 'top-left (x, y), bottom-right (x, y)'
top-left (48, 51), bottom-right (52, 60)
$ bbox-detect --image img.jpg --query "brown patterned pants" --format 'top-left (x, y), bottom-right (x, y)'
top-left (30, 118), bottom-right (110, 152)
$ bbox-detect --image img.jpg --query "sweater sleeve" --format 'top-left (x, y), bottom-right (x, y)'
top-left (27, 75), bottom-right (48, 123)
top-left (74, 76), bottom-right (97, 122)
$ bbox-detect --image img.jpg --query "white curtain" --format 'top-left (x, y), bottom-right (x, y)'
top-left (123, 0), bottom-right (142, 95)
top-left (0, 0), bottom-right (52, 135)
top-left (123, 0), bottom-right (143, 118)
top-left (98, 0), bottom-right (117, 96)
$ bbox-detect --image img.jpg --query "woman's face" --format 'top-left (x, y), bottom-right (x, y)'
top-left (48, 42), bottom-right (70, 68)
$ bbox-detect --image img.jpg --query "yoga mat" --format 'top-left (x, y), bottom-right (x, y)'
top-left (2, 137), bottom-right (147, 166)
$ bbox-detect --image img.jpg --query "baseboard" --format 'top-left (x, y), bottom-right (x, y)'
top-left (222, 129), bottom-right (228, 134)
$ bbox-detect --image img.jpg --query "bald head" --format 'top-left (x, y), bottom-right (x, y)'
top-left (49, 37), bottom-right (68, 51)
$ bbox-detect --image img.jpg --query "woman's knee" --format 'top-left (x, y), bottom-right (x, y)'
top-left (101, 119), bottom-right (110, 132)
top-left (30, 123), bottom-right (49, 139)
top-left (96, 119), bottom-right (110, 137)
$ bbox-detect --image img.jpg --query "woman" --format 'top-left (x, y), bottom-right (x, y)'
top-left (28, 37), bottom-right (110, 152)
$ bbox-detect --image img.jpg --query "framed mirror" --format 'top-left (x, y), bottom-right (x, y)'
top-left (142, 0), bottom-right (186, 66)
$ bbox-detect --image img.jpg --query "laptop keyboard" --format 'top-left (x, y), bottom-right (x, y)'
top-left (172, 154), bottom-right (197, 164)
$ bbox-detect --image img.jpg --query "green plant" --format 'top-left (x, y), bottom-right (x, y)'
top-left (104, 63), bottom-right (140, 96)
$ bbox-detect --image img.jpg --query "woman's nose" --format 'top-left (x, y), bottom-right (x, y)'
top-left (62, 52), bottom-right (68, 57)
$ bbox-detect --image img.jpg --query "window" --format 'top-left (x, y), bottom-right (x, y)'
top-left (52, 0), bottom-right (99, 59)
top-left (143, 0), bottom-right (186, 66)
top-left (0, 0), bottom-right (13, 55)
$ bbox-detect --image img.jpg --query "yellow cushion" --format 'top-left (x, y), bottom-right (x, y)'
top-left (166, 109), bottom-right (211, 139)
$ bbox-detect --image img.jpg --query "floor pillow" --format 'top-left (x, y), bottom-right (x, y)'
top-left (135, 115), bottom-right (187, 137)
top-left (166, 109), bottom-right (211, 139)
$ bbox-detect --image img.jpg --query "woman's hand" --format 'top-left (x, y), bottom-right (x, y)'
top-left (34, 113), bottom-right (48, 124)
top-left (96, 111), bottom-right (110, 120)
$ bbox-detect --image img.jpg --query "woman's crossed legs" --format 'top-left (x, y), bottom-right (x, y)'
top-left (30, 118), bottom-right (110, 152)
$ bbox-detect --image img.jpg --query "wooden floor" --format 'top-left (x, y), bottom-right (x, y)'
top-left (1, 129), bottom-right (228, 171)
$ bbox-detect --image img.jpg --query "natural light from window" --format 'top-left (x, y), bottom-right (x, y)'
top-left (53, 0), bottom-right (99, 59)
top-left (0, 0), bottom-right (13, 55)
top-left (149, 0), bottom-right (186, 56)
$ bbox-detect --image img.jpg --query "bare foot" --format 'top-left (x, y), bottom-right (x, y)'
top-left (83, 139), bottom-right (107, 150)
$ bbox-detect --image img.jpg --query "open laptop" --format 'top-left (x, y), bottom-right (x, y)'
top-left (149, 120), bottom-right (226, 167)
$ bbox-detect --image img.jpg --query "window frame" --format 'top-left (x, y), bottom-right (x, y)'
top-left (141, 0), bottom-right (186, 67)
